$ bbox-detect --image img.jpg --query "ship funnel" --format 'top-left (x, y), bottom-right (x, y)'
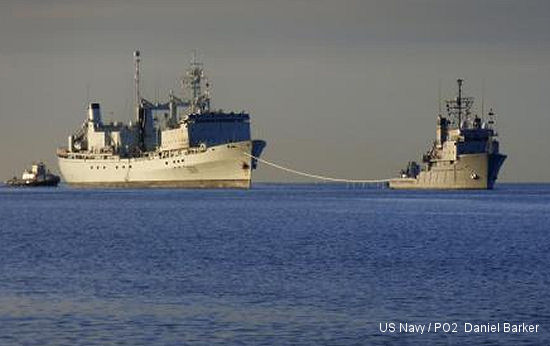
top-left (88, 103), bottom-right (102, 124)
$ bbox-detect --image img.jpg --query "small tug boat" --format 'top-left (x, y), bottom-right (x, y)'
top-left (4, 162), bottom-right (60, 187)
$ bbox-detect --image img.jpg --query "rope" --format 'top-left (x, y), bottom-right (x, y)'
top-left (243, 152), bottom-right (391, 184)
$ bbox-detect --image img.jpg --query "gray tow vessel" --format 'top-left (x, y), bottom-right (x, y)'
top-left (389, 79), bottom-right (506, 190)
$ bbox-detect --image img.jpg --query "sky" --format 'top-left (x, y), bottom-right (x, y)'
top-left (1, 0), bottom-right (549, 182)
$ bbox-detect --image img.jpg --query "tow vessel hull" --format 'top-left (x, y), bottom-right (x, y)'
top-left (389, 153), bottom-right (506, 190)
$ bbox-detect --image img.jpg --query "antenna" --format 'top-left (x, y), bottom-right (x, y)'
top-left (481, 79), bottom-right (485, 118)
top-left (192, 49), bottom-right (197, 65)
top-left (86, 83), bottom-right (90, 105)
top-left (134, 50), bottom-right (141, 110)
top-left (191, 50), bottom-right (200, 104)
top-left (438, 79), bottom-right (441, 115)
top-left (155, 77), bottom-right (159, 104)
top-left (457, 78), bottom-right (463, 127)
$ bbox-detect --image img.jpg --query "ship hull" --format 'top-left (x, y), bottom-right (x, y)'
top-left (389, 153), bottom-right (506, 190)
top-left (58, 141), bottom-right (257, 189)
top-left (66, 180), bottom-right (250, 189)
top-left (5, 178), bottom-right (60, 187)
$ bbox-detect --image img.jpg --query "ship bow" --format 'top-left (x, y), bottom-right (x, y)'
top-left (487, 153), bottom-right (507, 189)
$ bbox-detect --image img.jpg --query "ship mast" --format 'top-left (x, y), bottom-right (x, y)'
top-left (184, 51), bottom-right (211, 114)
top-left (457, 78), bottom-right (463, 128)
top-left (438, 79), bottom-right (442, 115)
top-left (134, 50), bottom-right (146, 151)
top-left (191, 51), bottom-right (200, 112)
top-left (481, 79), bottom-right (485, 119)
top-left (134, 50), bottom-right (141, 113)
top-left (444, 78), bottom-right (474, 129)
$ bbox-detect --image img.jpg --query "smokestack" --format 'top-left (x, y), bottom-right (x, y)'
top-left (88, 103), bottom-right (102, 124)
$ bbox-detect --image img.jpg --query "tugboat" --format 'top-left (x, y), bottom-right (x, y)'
top-left (4, 162), bottom-right (61, 187)
top-left (389, 79), bottom-right (506, 190)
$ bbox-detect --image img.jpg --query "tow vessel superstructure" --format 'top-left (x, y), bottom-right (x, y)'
top-left (389, 79), bottom-right (506, 190)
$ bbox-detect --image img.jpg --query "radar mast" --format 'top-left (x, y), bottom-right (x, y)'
top-left (445, 78), bottom-right (474, 129)
top-left (183, 51), bottom-right (211, 114)
top-left (134, 50), bottom-right (141, 112)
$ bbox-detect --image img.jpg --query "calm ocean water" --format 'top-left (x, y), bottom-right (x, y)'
top-left (0, 183), bottom-right (548, 345)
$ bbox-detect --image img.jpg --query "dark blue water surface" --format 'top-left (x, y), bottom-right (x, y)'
top-left (0, 183), bottom-right (549, 345)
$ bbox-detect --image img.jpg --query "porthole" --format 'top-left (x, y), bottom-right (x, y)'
top-left (165, 162), bottom-right (168, 165)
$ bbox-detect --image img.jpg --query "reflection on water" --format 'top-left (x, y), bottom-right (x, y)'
top-left (0, 295), bottom-right (363, 345)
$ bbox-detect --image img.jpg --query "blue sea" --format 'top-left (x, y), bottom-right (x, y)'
top-left (0, 183), bottom-right (548, 345)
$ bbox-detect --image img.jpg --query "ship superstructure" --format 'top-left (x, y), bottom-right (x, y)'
top-left (57, 51), bottom-right (265, 188)
top-left (389, 79), bottom-right (506, 189)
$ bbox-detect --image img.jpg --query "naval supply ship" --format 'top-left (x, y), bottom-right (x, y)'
top-left (57, 51), bottom-right (266, 188)
top-left (389, 79), bottom-right (506, 190)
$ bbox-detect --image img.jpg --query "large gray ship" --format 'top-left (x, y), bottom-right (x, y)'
top-left (57, 51), bottom-right (265, 188)
top-left (389, 79), bottom-right (506, 190)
